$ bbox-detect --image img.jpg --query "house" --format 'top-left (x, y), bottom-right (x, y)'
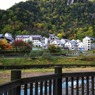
top-left (49, 34), bottom-right (59, 45)
top-left (61, 39), bottom-right (69, 44)
top-left (29, 35), bottom-right (43, 47)
top-left (49, 34), bottom-right (56, 41)
top-left (0, 34), bottom-right (3, 40)
top-left (15, 35), bottom-right (30, 42)
top-left (30, 35), bottom-right (42, 42)
top-left (50, 40), bottom-right (64, 47)
top-left (0, 33), bottom-right (14, 44)
top-left (83, 36), bottom-right (95, 50)
top-left (65, 40), bottom-right (78, 50)
top-left (77, 42), bottom-right (84, 51)
top-left (15, 34), bottom-right (95, 51)
top-left (83, 36), bottom-right (92, 50)
top-left (32, 40), bottom-right (42, 47)
top-left (41, 37), bottom-right (49, 49)
top-left (16, 35), bottom-right (42, 42)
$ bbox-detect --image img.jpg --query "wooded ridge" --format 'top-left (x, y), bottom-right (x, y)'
top-left (0, 0), bottom-right (95, 39)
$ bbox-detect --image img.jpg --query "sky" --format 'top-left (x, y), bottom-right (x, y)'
top-left (0, 0), bottom-right (27, 10)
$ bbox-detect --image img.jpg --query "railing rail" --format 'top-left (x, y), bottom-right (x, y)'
top-left (0, 67), bottom-right (95, 95)
top-left (0, 64), bottom-right (95, 70)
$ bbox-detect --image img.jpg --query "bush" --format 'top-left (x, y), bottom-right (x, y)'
top-left (48, 44), bottom-right (61, 53)
top-left (0, 39), bottom-right (12, 50)
top-left (12, 40), bottom-right (32, 52)
top-left (29, 50), bottom-right (43, 59)
top-left (42, 52), bottom-right (53, 61)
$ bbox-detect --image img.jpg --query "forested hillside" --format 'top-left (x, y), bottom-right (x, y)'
top-left (0, 0), bottom-right (95, 39)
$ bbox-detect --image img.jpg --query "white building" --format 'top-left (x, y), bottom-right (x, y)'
top-left (30, 35), bottom-right (42, 42)
top-left (61, 39), bottom-right (69, 44)
top-left (0, 34), bottom-right (3, 40)
top-left (33, 40), bottom-right (42, 47)
top-left (50, 40), bottom-right (64, 47)
top-left (65, 40), bottom-right (78, 50)
top-left (41, 37), bottom-right (49, 49)
top-left (83, 36), bottom-right (92, 50)
top-left (0, 33), bottom-right (14, 44)
top-left (15, 35), bottom-right (30, 42)
top-left (15, 34), bottom-right (95, 51)
top-left (77, 42), bottom-right (84, 51)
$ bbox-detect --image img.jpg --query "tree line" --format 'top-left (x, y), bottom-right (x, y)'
top-left (0, 0), bottom-right (95, 39)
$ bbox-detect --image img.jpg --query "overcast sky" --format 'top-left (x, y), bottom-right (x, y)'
top-left (0, 0), bottom-right (27, 10)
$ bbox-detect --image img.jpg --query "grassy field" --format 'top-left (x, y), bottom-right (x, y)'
top-left (0, 55), bottom-right (95, 84)
top-left (0, 56), bottom-right (95, 65)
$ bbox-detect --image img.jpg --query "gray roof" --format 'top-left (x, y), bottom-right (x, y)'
top-left (30, 35), bottom-right (42, 38)
top-left (0, 34), bottom-right (3, 38)
top-left (49, 34), bottom-right (55, 37)
top-left (4, 33), bottom-right (12, 38)
top-left (22, 35), bottom-right (30, 38)
top-left (16, 35), bottom-right (30, 38)
top-left (55, 40), bottom-right (63, 44)
top-left (6, 37), bottom-right (14, 41)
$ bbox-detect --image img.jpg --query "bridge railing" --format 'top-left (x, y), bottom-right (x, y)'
top-left (0, 67), bottom-right (95, 95)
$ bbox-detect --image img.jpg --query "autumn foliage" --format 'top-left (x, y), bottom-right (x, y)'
top-left (0, 39), bottom-right (12, 50)
top-left (12, 40), bottom-right (32, 51)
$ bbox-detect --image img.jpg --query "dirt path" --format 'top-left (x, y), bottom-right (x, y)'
top-left (0, 71), bottom-right (53, 84)
top-left (0, 67), bottom-right (95, 84)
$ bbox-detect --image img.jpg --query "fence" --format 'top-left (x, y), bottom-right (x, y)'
top-left (1, 64), bottom-right (95, 70)
top-left (0, 66), bottom-right (95, 95)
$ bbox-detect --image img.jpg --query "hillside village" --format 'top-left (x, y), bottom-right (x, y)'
top-left (0, 33), bottom-right (95, 52)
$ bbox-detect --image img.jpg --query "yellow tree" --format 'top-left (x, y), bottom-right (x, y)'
top-left (0, 39), bottom-right (12, 50)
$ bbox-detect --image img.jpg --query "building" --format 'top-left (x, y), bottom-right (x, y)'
top-left (83, 36), bottom-right (93, 50)
top-left (50, 40), bottom-right (64, 47)
top-left (15, 35), bottom-right (30, 42)
top-left (0, 33), bottom-right (14, 44)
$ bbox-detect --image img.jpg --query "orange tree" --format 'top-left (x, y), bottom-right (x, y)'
top-left (0, 39), bottom-right (12, 50)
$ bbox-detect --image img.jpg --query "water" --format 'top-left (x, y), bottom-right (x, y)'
top-left (21, 79), bottom-right (87, 95)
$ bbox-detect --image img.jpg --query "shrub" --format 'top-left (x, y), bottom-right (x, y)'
top-left (48, 44), bottom-right (61, 53)
top-left (29, 50), bottom-right (43, 59)
top-left (0, 39), bottom-right (12, 50)
top-left (12, 40), bottom-right (32, 52)
top-left (42, 52), bottom-right (53, 61)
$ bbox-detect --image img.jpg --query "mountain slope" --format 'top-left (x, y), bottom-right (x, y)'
top-left (0, 0), bottom-right (95, 39)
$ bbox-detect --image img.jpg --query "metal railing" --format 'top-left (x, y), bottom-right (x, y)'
top-left (0, 66), bottom-right (95, 95)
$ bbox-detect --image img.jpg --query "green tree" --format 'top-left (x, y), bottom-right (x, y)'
top-left (85, 26), bottom-right (94, 37)
top-left (76, 28), bottom-right (85, 40)
top-left (48, 44), bottom-right (61, 53)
